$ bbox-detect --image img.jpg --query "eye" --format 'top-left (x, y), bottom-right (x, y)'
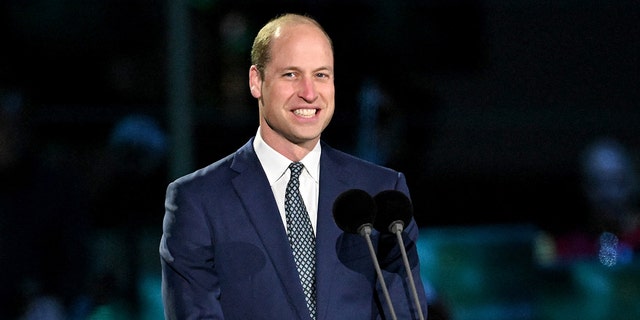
top-left (283, 72), bottom-right (297, 78)
top-left (315, 72), bottom-right (331, 79)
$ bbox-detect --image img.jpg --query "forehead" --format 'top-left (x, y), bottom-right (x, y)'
top-left (271, 23), bottom-right (333, 58)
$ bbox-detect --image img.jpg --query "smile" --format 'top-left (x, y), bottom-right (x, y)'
top-left (293, 109), bottom-right (317, 117)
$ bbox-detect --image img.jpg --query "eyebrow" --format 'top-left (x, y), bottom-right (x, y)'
top-left (276, 65), bottom-right (333, 74)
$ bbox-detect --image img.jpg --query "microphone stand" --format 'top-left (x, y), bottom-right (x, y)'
top-left (391, 223), bottom-right (425, 320)
top-left (359, 224), bottom-right (398, 320)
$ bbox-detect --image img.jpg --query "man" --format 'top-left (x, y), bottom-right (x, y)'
top-left (160, 13), bottom-right (428, 319)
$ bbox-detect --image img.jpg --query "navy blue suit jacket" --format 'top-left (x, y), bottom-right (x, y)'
top-left (160, 138), bottom-right (428, 319)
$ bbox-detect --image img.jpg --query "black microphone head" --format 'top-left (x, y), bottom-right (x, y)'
top-left (373, 190), bottom-right (413, 233)
top-left (332, 189), bottom-right (376, 234)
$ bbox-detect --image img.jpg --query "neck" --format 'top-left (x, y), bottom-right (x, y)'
top-left (259, 126), bottom-right (318, 162)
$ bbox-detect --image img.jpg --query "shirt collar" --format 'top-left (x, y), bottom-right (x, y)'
top-left (253, 128), bottom-right (321, 185)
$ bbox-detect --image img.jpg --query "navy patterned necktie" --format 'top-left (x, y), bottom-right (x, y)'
top-left (285, 162), bottom-right (317, 319)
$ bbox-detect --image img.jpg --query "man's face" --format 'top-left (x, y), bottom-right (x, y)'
top-left (250, 23), bottom-right (335, 149)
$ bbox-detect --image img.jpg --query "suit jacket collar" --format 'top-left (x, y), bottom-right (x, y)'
top-left (230, 138), bottom-right (353, 320)
top-left (230, 138), bottom-right (315, 319)
top-left (315, 141), bottom-right (355, 319)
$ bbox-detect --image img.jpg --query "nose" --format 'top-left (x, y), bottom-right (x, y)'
top-left (297, 76), bottom-right (317, 102)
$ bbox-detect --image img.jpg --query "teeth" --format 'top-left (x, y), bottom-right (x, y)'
top-left (294, 109), bottom-right (316, 117)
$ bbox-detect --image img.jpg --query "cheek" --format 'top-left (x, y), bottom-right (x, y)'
top-left (328, 107), bottom-right (335, 119)
top-left (323, 105), bottom-right (335, 126)
top-left (323, 84), bottom-right (335, 100)
top-left (264, 82), bottom-right (293, 101)
top-left (323, 88), bottom-right (336, 113)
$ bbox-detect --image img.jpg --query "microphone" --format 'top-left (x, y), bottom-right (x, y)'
top-left (373, 190), bottom-right (425, 320)
top-left (332, 189), bottom-right (398, 320)
top-left (332, 189), bottom-right (376, 236)
top-left (373, 190), bottom-right (413, 234)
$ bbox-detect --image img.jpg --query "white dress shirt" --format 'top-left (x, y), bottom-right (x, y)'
top-left (253, 128), bottom-right (321, 234)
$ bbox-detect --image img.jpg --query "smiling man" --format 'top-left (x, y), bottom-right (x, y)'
top-left (160, 13), bottom-right (429, 320)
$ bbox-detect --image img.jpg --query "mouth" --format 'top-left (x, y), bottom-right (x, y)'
top-left (293, 108), bottom-right (318, 118)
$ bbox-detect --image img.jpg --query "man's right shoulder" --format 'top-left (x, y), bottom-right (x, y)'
top-left (170, 152), bottom-right (236, 187)
top-left (172, 138), bottom-right (255, 186)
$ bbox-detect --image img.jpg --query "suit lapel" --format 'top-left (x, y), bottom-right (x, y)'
top-left (230, 140), bottom-right (311, 319)
top-left (315, 144), bottom-right (353, 320)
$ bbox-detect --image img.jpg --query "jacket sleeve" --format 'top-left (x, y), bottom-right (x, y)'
top-left (159, 181), bottom-right (224, 320)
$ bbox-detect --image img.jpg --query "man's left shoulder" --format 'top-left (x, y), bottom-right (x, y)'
top-left (322, 143), bottom-right (398, 174)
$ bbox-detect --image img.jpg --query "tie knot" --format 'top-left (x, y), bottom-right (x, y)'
top-left (289, 162), bottom-right (304, 179)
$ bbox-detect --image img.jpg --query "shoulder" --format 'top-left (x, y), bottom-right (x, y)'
top-left (320, 141), bottom-right (408, 194)
top-left (170, 138), bottom-right (256, 190)
top-left (321, 141), bottom-right (399, 175)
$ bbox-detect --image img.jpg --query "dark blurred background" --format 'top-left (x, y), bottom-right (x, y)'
top-left (1, 0), bottom-right (639, 319)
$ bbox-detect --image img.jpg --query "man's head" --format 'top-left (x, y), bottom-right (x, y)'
top-left (249, 13), bottom-right (335, 158)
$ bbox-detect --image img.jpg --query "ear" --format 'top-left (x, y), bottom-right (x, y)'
top-left (249, 65), bottom-right (262, 98)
